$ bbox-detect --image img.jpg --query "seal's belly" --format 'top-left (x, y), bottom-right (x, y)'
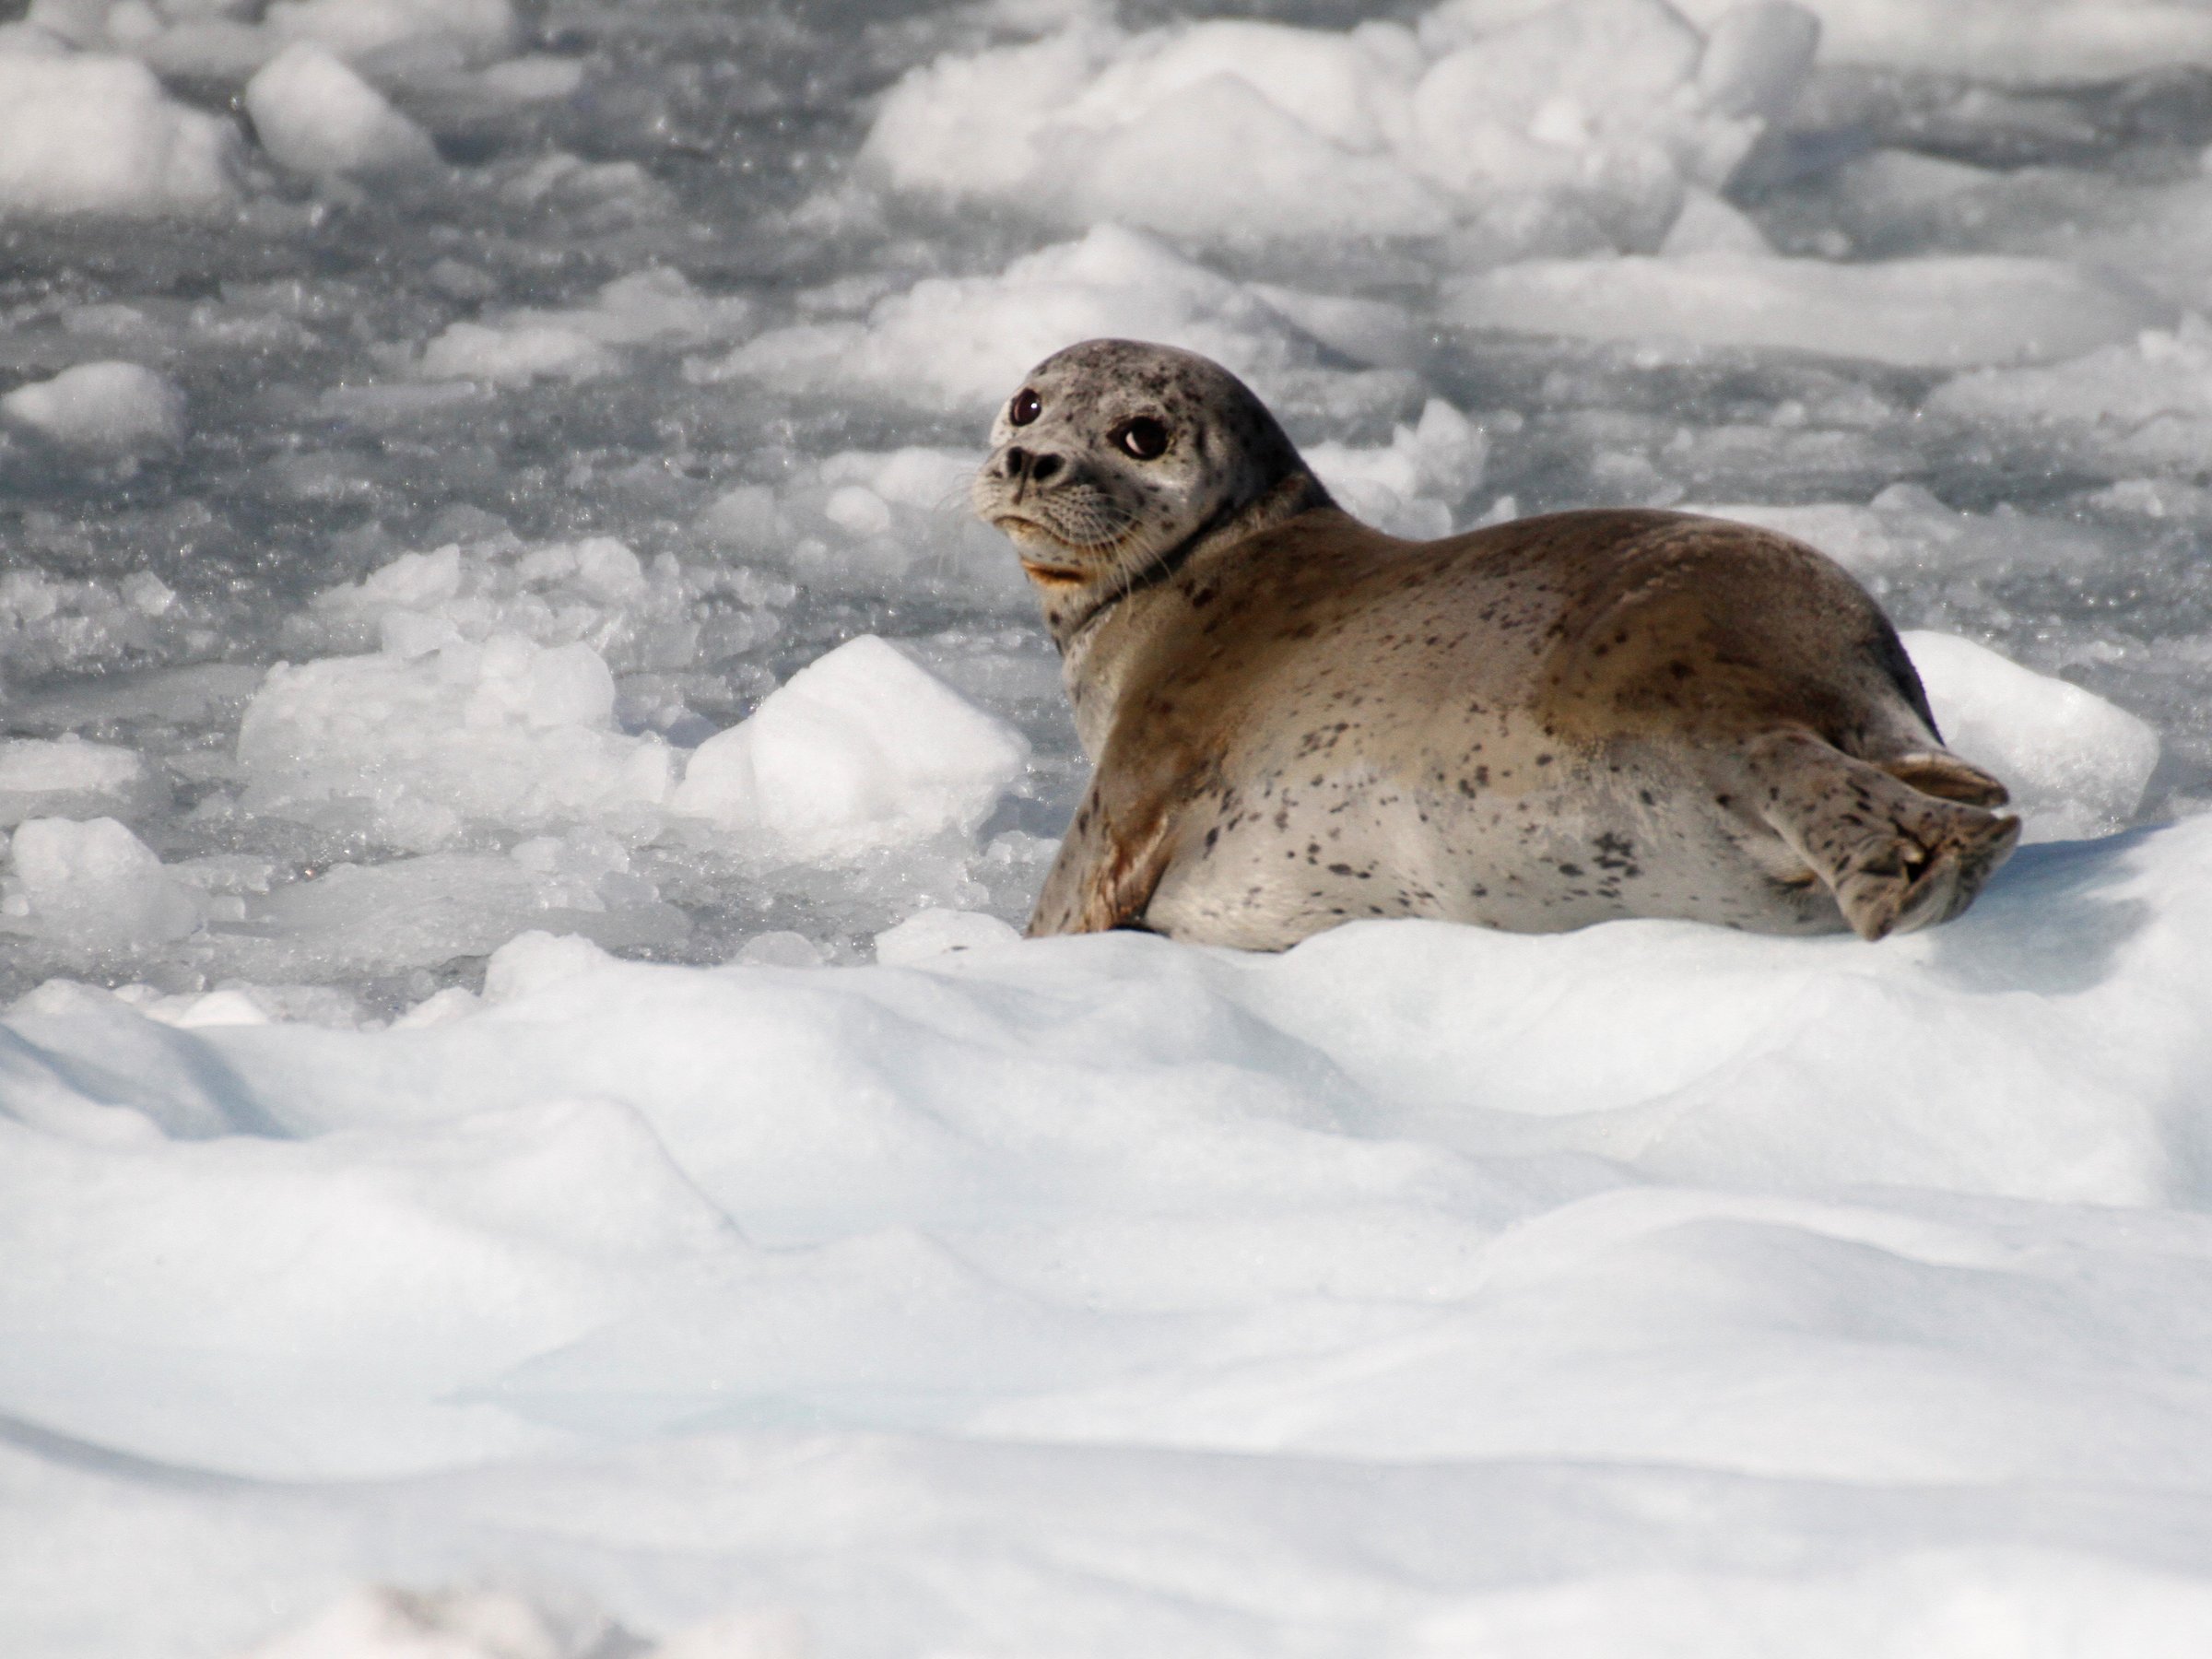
top-left (1142, 746), bottom-right (1845, 949)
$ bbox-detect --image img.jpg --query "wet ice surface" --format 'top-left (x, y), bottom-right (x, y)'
top-left (8, 0), bottom-right (2212, 1654)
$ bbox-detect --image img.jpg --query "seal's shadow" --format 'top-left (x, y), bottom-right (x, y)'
top-left (1924, 829), bottom-right (2155, 995)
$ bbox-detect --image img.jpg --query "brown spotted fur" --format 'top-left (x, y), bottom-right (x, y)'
top-left (975, 341), bottom-right (2020, 947)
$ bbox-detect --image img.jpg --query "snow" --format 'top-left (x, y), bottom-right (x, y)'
top-left (8, 0), bottom-right (2212, 1653)
top-left (12, 817), bottom-right (2212, 1654)
top-left (1, 360), bottom-right (186, 454)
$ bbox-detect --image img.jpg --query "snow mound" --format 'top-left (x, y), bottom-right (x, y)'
top-left (862, 0), bottom-right (1818, 252)
top-left (0, 53), bottom-right (239, 216)
top-left (673, 635), bottom-right (1030, 864)
top-left (2, 361), bottom-right (186, 453)
top-left (873, 907), bottom-right (1022, 966)
top-left (1444, 253), bottom-right (2171, 368)
top-left (244, 42), bottom-right (438, 178)
top-left (1903, 630), bottom-right (2160, 843)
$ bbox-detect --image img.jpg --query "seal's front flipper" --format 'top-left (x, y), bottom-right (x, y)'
top-left (1747, 730), bottom-right (2022, 941)
top-left (1026, 776), bottom-right (1180, 936)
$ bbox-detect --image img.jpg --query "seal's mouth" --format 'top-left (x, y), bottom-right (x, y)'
top-left (1018, 559), bottom-right (1088, 587)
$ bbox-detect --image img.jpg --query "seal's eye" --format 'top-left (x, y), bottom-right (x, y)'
top-left (1009, 388), bottom-right (1041, 426)
top-left (1113, 416), bottom-right (1170, 460)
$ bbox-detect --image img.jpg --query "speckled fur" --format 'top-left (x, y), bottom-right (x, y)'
top-left (977, 339), bottom-right (2020, 948)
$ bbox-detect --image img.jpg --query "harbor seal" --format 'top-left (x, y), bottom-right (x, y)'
top-left (973, 338), bottom-right (2020, 948)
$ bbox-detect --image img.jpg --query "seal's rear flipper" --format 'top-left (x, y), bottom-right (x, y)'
top-left (1878, 748), bottom-right (2010, 808)
top-left (1747, 731), bottom-right (2023, 941)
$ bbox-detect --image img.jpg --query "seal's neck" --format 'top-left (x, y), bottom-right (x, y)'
top-left (1053, 470), bottom-right (1334, 759)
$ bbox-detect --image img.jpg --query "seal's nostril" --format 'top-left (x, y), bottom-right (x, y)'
top-left (1005, 446), bottom-right (1030, 478)
top-left (1031, 453), bottom-right (1063, 482)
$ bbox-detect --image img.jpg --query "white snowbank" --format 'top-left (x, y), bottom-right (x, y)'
top-left (0, 53), bottom-right (238, 217)
top-left (873, 906), bottom-right (1023, 966)
top-left (1, 360), bottom-right (185, 453)
top-left (7, 815), bottom-right (2212, 1655)
top-left (1901, 630), bottom-right (2160, 842)
top-left (1444, 252), bottom-right (2171, 368)
top-left (244, 42), bottom-right (437, 178)
top-left (862, 0), bottom-right (1816, 251)
top-left (673, 635), bottom-right (1030, 863)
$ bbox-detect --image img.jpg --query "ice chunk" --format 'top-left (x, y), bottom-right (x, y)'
top-left (874, 907), bottom-right (1022, 966)
top-left (481, 928), bottom-right (618, 1006)
top-left (1927, 317), bottom-right (2212, 473)
top-left (1903, 630), bottom-right (2160, 843)
top-left (417, 322), bottom-right (617, 384)
top-left (229, 850), bottom-right (687, 975)
top-left (237, 634), bottom-right (675, 851)
top-left (1659, 186), bottom-right (1772, 255)
top-left (0, 53), bottom-right (238, 216)
top-left (1669, 0), bottom-right (2212, 81)
top-left (864, 19), bottom-right (1449, 241)
top-left (1695, 4), bottom-right (1821, 121)
top-left (0, 737), bottom-right (155, 827)
top-left (297, 535), bottom-right (771, 682)
top-left (1, 361), bottom-right (185, 454)
top-left (861, 2), bottom-right (1803, 249)
top-left (704, 226), bottom-right (1307, 411)
top-left (1692, 489), bottom-right (2111, 584)
top-left (673, 635), bottom-right (1030, 863)
top-left (266, 0), bottom-right (516, 65)
top-left (1445, 253), bottom-right (2171, 368)
top-left (6, 817), bottom-right (199, 949)
top-left (1304, 398), bottom-right (1489, 538)
top-left (244, 43), bottom-right (438, 178)
top-left (700, 225), bottom-right (1407, 427)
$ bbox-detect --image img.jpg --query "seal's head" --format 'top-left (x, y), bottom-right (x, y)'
top-left (972, 338), bottom-right (1328, 641)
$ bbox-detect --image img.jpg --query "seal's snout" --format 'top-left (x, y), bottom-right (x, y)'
top-left (1000, 445), bottom-right (1066, 499)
